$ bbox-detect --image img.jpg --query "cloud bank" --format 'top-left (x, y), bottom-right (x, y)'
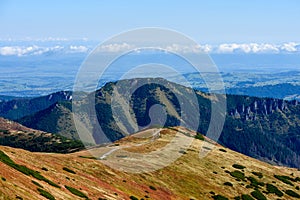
top-left (0, 42), bottom-right (299, 56)
top-left (163, 42), bottom-right (300, 54)
top-left (0, 45), bottom-right (90, 56)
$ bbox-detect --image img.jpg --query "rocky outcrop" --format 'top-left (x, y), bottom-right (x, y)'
top-left (229, 98), bottom-right (295, 121)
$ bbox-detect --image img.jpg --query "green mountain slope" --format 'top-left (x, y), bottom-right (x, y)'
top-left (9, 78), bottom-right (300, 168)
top-left (18, 101), bottom-right (79, 140)
top-left (0, 91), bottom-right (73, 120)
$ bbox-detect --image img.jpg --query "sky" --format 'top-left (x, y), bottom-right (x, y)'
top-left (0, 0), bottom-right (300, 43)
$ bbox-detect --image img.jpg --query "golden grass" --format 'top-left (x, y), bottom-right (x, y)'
top-left (1, 127), bottom-right (300, 200)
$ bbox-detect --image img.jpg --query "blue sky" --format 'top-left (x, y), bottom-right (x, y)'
top-left (0, 0), bottom-right (299, 43)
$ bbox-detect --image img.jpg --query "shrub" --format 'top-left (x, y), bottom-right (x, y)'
top-left (250, 190), bottom-right (267, 200)
top-left (32, 180), bottom-right (43, 188)
top-left (212, 195), bottom-right (229, 200)
top-left (224, 182), bottom-right (233, 186)
top-left (43, 179), bottom-right (60, 188)
top-left (149, 185), bottom-right (157, 191)
top-left (42, 167), bottom-right (48, 171)
top-left (230, 170), bottom-right (245, 181)
top-left (195, 134), bottom-right (204, 140)
top-left (285, 190), bottom-right (300, 198)
top-left (37, 188), bottom-right (55, 200)
top-left (78, 156), bottom-right (97, 160)
top-left (247, 176), bottom-right (264, 188)
top-left (63, 167), bottom-right (76, 174)
top-left (252, 172), bottom-right (263, 179)
top-left (232, 164), bottom-right (246, 169)
top-left (241, 194), bottom-right (254, 200)
top-left (266, 183), bottom-right (283, 197)
top-left (130, 196), bottom-right (139, 200)
top-left (65, 185), bottom-right (88, 199)
top-left (1, 177), bottom-right (6, 181)
top-left (274, 175), bottom-right (294, 186)
top-left (179, 150), bottom-right (187, 154)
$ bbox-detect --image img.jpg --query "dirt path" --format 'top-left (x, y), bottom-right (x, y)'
top-left (99, 128), bottom-right (161, 159)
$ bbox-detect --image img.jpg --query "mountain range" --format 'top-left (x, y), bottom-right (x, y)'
top-left (0, 78), bottom-right (299, 169)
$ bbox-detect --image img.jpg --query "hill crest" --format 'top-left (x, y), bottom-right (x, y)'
top-left (1, 127), bottom-right (300, 200)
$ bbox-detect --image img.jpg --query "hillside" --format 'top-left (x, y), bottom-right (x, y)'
top-left (18, 101), bottom-right (79, 140)
top-left (0, 91), bottom-right (73, 120)
top-left (1, 127), bottom-right (300, 200)
top-left (0, 117), bottom-right (83, 153)
top-left (15, 78), bottom-right (300, 168)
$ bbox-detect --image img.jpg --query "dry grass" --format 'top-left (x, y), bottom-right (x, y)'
top-left (1, 127), bottom-right (300, 200)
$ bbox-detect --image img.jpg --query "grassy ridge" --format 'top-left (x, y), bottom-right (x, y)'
top-left (0, 150), bottom-right (60, 188)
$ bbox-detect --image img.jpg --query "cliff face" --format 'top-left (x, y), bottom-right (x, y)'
top-left (228, 97), bottom-right (298, 120)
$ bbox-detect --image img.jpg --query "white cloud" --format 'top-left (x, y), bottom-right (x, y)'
top-left (96, 43), bottom-right (134, 53)
top-left (0, 42), bottom-right (300, 56)
top-left (94, 43), bottom-right (212, 54)
top-left (218, 43), bottom-right (239, 53)
top-left (32, 45), bottom-right (64, 55)
top-left (280, 42), bottom-right (299, 52)
top-left (0, 45), bottom-right (40, 56)
top-left (217, 43), bottom-right (280, 53)
top-left (252, 43), bottom-right (279, 53)
top-left (165, 42), bottom-right (299, 54)
top-left (0, 45), bottom-right (89, 56)
top-left (69, 45), bottom-right (89, 53)
top-left (198, 44), bottom-right (212, 53)
top-left (0, 46), bottom-right (19, 56)
top-left (164, 44), bottom-right (212, 53)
